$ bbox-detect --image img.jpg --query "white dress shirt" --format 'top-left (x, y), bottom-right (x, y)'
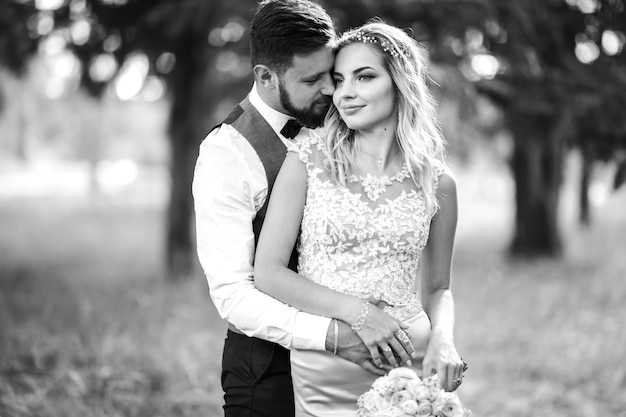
top-left (192, 85), bottom-right (331, 351)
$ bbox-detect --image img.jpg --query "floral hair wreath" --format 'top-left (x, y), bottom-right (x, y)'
top-left (337, 29), bottom-right (402, 59)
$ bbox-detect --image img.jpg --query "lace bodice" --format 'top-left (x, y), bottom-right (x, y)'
top-left (290, 136), bottom-right (445, 321)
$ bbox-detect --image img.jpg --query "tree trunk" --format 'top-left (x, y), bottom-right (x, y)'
top-left (165, 41), bottom-right (214, 280)
top-left (166, 111), bottom-right (198, 279)
top-left (508, 109), bottom-right (570, 257)
top-left (164, 38), bottom-right (250, 280)
top-left (614, 157), bottom-right (626, 191)
top-left (16, 79), bottom-right (27, 161)
top-left (579, 148), bottom-right (591, 226)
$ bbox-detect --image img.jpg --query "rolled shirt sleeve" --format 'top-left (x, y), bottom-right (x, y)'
top-left (192, 124), bottom-right (330, 351)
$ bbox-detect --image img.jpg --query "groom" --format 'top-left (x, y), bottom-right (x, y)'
top-left (192, 1), bottom-right (394, 416)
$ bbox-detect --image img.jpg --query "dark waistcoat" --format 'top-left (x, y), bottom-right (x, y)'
top-left (217, 97), bottom-right (298, 272)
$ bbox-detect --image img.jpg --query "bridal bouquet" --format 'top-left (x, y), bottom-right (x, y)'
top-left (357, 367), bottom-right (470, 417)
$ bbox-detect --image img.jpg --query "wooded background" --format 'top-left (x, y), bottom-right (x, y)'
top-left (2, 0), bottom-right (625, 279)
top-left (1, 1), bottom-right (626, 416)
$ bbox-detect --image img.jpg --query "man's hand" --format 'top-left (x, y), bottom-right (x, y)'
top-left (325, 320), bottom-right (389, 376)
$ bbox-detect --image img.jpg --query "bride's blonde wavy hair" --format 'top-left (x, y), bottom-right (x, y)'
top-left (323, 20), bottom-right (447, 212)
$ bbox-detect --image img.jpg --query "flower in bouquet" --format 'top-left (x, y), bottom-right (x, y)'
top-left (357, 367), bottom-right (470, 417)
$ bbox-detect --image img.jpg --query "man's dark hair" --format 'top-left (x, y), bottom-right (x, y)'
top-left (250, 0), bottom-right (336, 73)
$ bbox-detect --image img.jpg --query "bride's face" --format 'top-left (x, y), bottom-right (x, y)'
top-left (332, 43), bottom-right (396, 132)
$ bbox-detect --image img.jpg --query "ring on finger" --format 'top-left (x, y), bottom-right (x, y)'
top-left (382, 346), bottom-right (392, 353)
top-left (396, 330), bottom-right (410, 344)
top-left (454, 378), bottom-right (462, 385)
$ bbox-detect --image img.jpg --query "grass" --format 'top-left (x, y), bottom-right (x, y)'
top-left (0, 198), bottom-right (226, 416)
top-left (1, 159), bottom-right (625, 417)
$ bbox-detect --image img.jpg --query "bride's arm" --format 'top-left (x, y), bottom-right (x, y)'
top-left (255, 152), bottom-right (413, 367)
top-left (420, 172), bottom-right (465, 391)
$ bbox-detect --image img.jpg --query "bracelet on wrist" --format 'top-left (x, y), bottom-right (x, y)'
top-left (333, 319), bottom-right (339, 355)
top-left (351, 300), bottom-right (370, 333)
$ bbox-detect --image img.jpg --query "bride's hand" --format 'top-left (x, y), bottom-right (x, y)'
top-left (422, 327), bottom-right (466, 392)
top-left (353, 301), bottom-right (415, 368)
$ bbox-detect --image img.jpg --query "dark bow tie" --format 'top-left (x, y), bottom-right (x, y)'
top-left (280, 119), bottom-right (303, 139)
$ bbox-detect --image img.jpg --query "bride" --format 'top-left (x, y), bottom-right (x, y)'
top-left (254, 21), bottom-right (465, 416)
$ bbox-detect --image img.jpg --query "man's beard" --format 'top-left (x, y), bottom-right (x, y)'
top-left (278, 80), bottom-right (331, 128)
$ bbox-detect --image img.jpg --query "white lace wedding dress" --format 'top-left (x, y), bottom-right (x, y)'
top-left (289, 136), bottom-right (445, 416)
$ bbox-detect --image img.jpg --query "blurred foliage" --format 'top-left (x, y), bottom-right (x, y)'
top-left (4, 0), bottom-right (624, 147)
top-left (1, 0), bottom-right (625, 266)
top-left (0, 2), bottom-right (38, 76)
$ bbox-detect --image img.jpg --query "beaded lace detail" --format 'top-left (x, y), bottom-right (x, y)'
top-left (349, 166), bottom-right (411, 202)
top-left (289, 136), bottom-right (445, 321)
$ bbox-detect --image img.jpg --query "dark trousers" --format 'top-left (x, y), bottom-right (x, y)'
top-left (221, 329), bottom-right (295, 417)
